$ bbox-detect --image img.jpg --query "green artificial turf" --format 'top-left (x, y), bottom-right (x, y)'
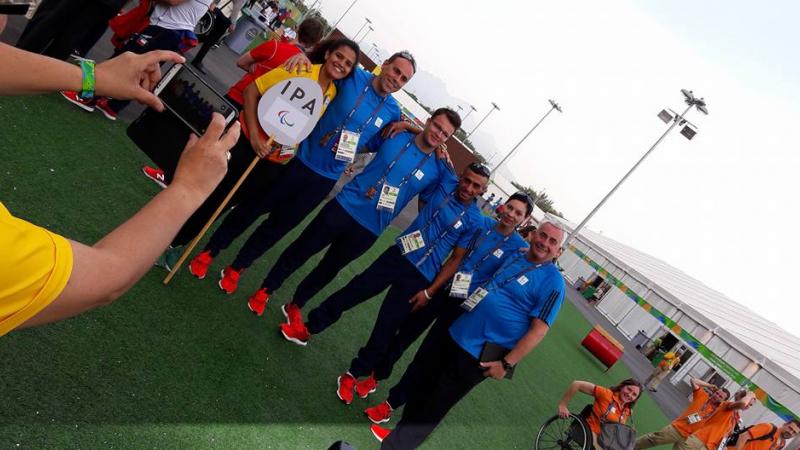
top-left (0, 94), bottom-right (668, 449)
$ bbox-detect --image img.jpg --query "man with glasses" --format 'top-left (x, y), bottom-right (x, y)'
top-left (186, 51), bottom-right (418, 296)
top-left (363, 192), bottom-right (534, 424)
top-left (241, 108), bottom-right (462, 322)
top-left (287, 163), bottom-right (490, 404)
top-left (374, 221), bottom-right (567, 448)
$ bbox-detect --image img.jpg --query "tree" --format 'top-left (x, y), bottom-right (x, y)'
top-left (511, 182), bottom-right (563, 218)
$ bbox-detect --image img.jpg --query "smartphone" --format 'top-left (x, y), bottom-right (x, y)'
top-left (153, 64), bottom-right (238, 136)
top-left (0, 0), bottom-right (35, 14)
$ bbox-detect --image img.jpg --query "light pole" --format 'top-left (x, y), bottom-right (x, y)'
top-left (564, 89), bottom-right (708, 245)
top-left (352, 17), bottom-right (371, 41)
top-left (466, 102), bottom-right (499, 140)
top-left (491, 99), bottom-right (561, 175)
top-left (462, 104), bottom-right (477, 123)
top-left (357, 25), bottom-right (373, 45)
top-left (329, 0), bottom-right (358, 36)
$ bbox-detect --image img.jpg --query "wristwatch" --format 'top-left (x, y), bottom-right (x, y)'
top-left (501, 358), bottom-right (514, 372)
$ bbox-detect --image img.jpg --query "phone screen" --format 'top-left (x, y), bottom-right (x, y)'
top-left (158, 65), bottom-right (235, 135)
top-left (0, 0), bottom-right (35, 14)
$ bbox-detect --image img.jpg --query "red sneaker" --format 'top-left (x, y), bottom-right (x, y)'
top-left (281, 303), bottom-right (303, 325)
top-left (218, 266), bottom-right (242, 294)
top-left (95, 98), bottom-right (118, 121)
top-left (60, 90), bottom-right (95, 112)
top-left (141, 165), bottom-right (167, 188)
top-left (188, 250), bottom-right (213, 279)
top-left (337, 372), bottom-right (356, 405)
top-left (365, 401), bottom-right (393, 424)
top-left (247, 288), bottom-right (269, 316)
top-left (370, 424), bottom-right (392, 442)
top-left (279, 322), bottom-right (310, 346)
top-left (355, 373), bottom-right (378, 399)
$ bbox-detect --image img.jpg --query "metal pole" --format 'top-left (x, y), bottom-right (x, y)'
top-left (352, 21), bottom-right (368, 40)
top-left (462, 105), bottom-right (476, 123)
top-left (564, 103), bottom-right (694, 245)
top-left (328, 0), bottom-right (357, 36)
top-left (466, 103), bottom-right (499, 140)
top-left (490, 101), bottom-right (560, 175)
top-left (357, 26), bottom-right (372, 45)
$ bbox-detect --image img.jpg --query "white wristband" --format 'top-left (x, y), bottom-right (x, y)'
top-left (423, 289), bottom-right (432, 300)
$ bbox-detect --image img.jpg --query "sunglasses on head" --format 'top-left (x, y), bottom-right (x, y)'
top-left (468, 162), bottom-right (491, 178)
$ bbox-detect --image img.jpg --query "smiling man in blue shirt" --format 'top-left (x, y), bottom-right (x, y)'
top-left (364, 193), bottom-right (534, 424)
top-left (242, 108), bottom-right (462, 318)
top-left (281, 163), bottom-right (491, 402)
top-left (187, 51), bottom-right (417, 294)
top-left (376, 220), bottom-right (566, 449)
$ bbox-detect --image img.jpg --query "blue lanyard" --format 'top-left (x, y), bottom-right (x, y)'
top-left (481, 252), bottom-right (548, 291)
top-left (368, 135), bottom-right (432, 192)
top-left (327, 82), bottom-right (388, 145)
top-left (403, 191), bottom-right (468, 267)
top-left (463, 228), bottom-right (512, 274)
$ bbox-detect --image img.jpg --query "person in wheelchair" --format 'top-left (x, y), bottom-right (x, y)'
top-left (557, 379), bottom-right (643, 450)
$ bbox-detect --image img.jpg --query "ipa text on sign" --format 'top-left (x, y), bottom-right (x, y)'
top-left (257, 77), bottom-right (324, 146)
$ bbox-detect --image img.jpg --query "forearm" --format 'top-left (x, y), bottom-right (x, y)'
top-left (428, 255), bottom-right (463, 294)
top-left (559, 382), bottom-right (580, 406)
top-left (505, 321), bottom-right (548, 365)
top-left (691, 378), bottom-right (716, 390)
top-left (1, 43), bottom-right (83, 95)
top-left (243, 84), bottom-right (262, 138)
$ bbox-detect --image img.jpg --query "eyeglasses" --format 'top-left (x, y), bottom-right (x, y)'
top-left (391, 50), bottom-right (417, 72)
top-left (468, 162), bottom-right (491, 178)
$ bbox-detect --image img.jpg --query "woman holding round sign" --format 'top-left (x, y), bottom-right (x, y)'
top-left (159, 39), bottom-right (359, 270)
top-left (187, 49), bottom-right (417, 299)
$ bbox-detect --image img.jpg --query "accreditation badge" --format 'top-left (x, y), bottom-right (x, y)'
top-left (334, 130), bottom-right (360, 162)
top-left (398, 230), bottom-right (425, 255)
top-left (461, 286), bottom-right (488, 311)
top-left (449, 271), bottom-right (473, 299)
top-left (376, 184), bottom-right (400, 212)
top-left (686, 413), bottom-right (701, 424)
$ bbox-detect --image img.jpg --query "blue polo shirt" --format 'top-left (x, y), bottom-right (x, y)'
top-left (449, 255), bottom-right (565, 359)
top-left (295, 68), bottom-right (401, 180)
top-left (396, 167), bottom-right (483, 282)
top-left (457, 216), bottom-right (528, 292)
top-left (335, 132), bottom-right (446, 236)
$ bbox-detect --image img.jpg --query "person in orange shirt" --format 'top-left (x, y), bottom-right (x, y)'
top-left (558, 378), bottom-right (643, 450)
top-left (676, 390), bottom-right (756, 450)
top-left (636, 378), bottom-right (730, 449)
top-left (729, 420), bottom-right (800, 450)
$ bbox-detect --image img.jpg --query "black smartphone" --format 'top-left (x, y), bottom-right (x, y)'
top-left (153, 63), bottom-right (238, 135)
top-left (0, 0), bottom-right (35, 15)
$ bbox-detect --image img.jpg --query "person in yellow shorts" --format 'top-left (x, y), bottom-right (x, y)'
top-left (0, 34), bottom-right (240, 336)
top-left (677, 390), bottom-right (756, 450)
top-left (636, 378), bottom-right (730, 449)
top-left (729, 420), bottom-right (800, 450)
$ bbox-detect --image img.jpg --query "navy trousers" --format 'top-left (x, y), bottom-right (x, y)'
top-left (262, 199), bottom-right (378, 306)
top-left (381, 335), bottom-right (486, 450)
top-left (206, 158), bottom-right (336, 269)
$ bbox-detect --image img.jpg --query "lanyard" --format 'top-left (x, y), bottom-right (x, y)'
top-left (463, 227), bottom-right (512, 274)
top-left (411, 191), bottom-right (468, 267)
top-left (479, 251), bottom-right (549, 292)
top-left (330, 82), bottom-right (388, 141)
top-left (368, 136), bottom-right (432, 192)
top-left (599, 398), bottom-right (628, 423)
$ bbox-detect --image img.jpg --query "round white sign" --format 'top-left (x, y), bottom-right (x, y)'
top-left (256, 76), bottom-right (325, 146)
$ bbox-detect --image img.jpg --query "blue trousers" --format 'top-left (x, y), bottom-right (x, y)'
top-left (262, 199), bottom-right (378, 306)
top-left (206, 158), bottom-right (336, 270)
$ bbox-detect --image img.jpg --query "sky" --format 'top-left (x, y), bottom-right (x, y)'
top-left (312, 0), bottom-right (800, 338)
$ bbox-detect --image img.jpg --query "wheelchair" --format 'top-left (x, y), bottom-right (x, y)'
top-left (534, 405), bottom-right (593, 450)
